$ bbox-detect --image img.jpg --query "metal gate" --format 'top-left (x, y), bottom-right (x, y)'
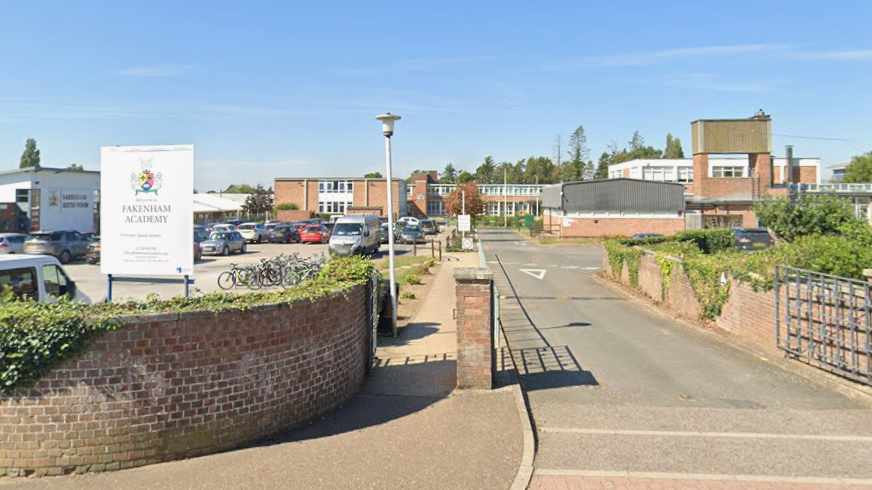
top-left (775, 265), bottom-right (872, 386)
top-left (365, 270), bottom-right (380, 375)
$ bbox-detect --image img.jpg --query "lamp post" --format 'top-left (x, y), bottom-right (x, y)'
top-left (376, 113), bottom-right (401, 336)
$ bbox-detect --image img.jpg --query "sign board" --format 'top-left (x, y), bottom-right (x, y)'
top-left (462, 237), bottom-right (474, 250)
top-left (524, 214), bottom-right (534, 229)
top-left (458, 214), bottom-right (471, 232)
top-left (100, 145), bottom-right (194, 276)
top-left (562, 218), bottom-right (573, 228)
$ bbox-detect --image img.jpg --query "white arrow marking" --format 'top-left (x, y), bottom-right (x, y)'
top-left (520, 269), bottom-right (547, 280)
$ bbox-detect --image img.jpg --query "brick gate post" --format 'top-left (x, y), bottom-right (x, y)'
top-left (454, 268), bottom-right (494, 390)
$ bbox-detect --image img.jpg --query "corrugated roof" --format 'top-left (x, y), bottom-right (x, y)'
top-left (543, 178), bottom-right (685, 212)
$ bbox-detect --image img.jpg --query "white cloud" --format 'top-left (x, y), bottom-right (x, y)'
top-left (115, 64), bottom-right (194, 77)
top-left (788, 49), bottom-right (872, 61)
top-left (547, 44), bottom-right (792, 71)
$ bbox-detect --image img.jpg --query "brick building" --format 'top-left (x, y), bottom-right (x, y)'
top-left (273, 177), bottom-right (409, 218)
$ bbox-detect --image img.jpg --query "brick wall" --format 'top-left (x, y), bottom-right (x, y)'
top-left (558, 217), bottom-right (685, 238)
top-left (277, 209), bottom-right (313, 221)
top-left (603, 247), bottom-right (771, 352)
top-left (0, 286), bottom-right (368, 477)
top-left (455, 268), bottom-right (493, 390)
top-left (0, 203), bottom-right (17, 232)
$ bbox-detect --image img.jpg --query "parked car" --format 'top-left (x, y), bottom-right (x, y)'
top-left (269, 224), bottom-right (300, 243)
top-left (0, 233), bottom-right (29, 254)
top-left (399, 224), bottom-right (425, 244)
top-left (731, 227), bottom-right (773, 252)
top-left (300, 225), bottom-right (330, 244)
top-left (193, 241), bottom-right (202, 262)
top-left (23, 230), bottom-right (90, 264)
top-left (292, 221), bottom-right (309, 232)
top-left (200, 231), bottom-right (247, 256)
top-left (86, 239), bottom-right (100, 265)
top-left (237, 223), bottom-right (272, 243)
top-left (328, 214), bottom-right (380, 256)
top-left (210, 223), bottom-right (237, 233)
top-left (398, 216), bottom-right (420, 227)
top-left (630, 233), bottom-right (664, 240)
top-left (378, 223), bottom-right (390, 244)
top-left (225, 219), bottom-right (246, 227)
top-left (194, 225), bottom-right (211, 243)
top-left (419, 219), bottom-right (438, 235)
top-left (0, 255), bottom-right (89, 303)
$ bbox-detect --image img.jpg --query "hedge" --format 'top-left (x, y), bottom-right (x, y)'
top-left (0, 256), bottom-right (379, 396)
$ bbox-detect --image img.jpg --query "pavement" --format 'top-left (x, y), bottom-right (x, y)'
top-left (2, 245), bottom-right (524, 490)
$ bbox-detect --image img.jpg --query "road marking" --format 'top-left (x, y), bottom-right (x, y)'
top-left (533, 469), bottom-right (872, 486)
top-left (519, 269), bottom-right (546, 280)
top-left (560, 265), bottom-right (580, 270)
top-left (538, 427), bottom-right (872, 442)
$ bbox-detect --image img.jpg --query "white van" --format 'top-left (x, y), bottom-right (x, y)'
top-left (328, 214), bottom-right (380, 256)
top-left (0, 255), bottom-right (90, 303)
top-left (398, 216), bottom-right (420, 226)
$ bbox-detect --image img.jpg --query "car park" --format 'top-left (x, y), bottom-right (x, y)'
top-left (237, 223), bottom-right (272, 243)
top-left (399, 224), bottom-right (425, 244)
top-left (23, 230), bottom-right (90, 264)
top-left (0, 233), bottom-right (29, 254)
top-left (731, 227), bottom-right (773, 252)
top-left (269, 224), bottom-right (300, 243)
top-left (200, 231), bottom-right (247, 256)
top-left (300, 225), bottom-right (330, 244)
top-left (0, 255), bottom-right (89, 303)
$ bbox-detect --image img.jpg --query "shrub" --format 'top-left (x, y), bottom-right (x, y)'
top-left (406, 274), bottom-right (422, 285)
top-left (755, 194), bottom-right (872, 243)
top-left (275, 203), bottom-right (299, 211)
top-left (400, 291), bottom-right (417, 300)
top-left (415, 264), bottom-right (431, 275)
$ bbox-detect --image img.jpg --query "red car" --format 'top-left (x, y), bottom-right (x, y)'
top-left (300, 225), bottom-right (330, 244)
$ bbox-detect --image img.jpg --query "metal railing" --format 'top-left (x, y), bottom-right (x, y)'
top-left (775, 265), bottom-right (872, 386)
top-left (795, 183), bottom-right (872, 194)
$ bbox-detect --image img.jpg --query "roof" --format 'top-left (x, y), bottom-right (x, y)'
top-left (192, 194), bottom-right (243, 213)
top-left (543, 178), bottom-right (686, 212)
top-left (0, 167), bottom-right (100, 178)
top-left (275, 176), bottom-right (405, 182)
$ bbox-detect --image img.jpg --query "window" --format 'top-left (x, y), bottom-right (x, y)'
top-left (0, 267), bottom-right (37, 300)
top-left (678, 167), bottom-right (694, 183)
top-left (426, 200), bottom-right (444, 216)
top-left (712, 166), bottom-right (744, 178)
top-left (642, 166), bottom-right (675, 182)
top-left (15, 189), bottom-right (29, 203)
top-left (42, 264), bottom-right (69, 298)
top-left (318, 180), bottom-right (354, 194)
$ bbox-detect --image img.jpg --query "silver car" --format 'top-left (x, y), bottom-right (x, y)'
top-left (237, 223), bottom-right (272, 243)
top-left (0, 233), bottom-right (28, 254)
top-left (200, 231), bottom-right (247, 256)
top-left (23, 230), bottom-right (90, 264)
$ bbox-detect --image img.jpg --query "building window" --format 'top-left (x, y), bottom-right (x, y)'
top-left (15, 189), bottom-right (29, 203)
top-left (677, 167), bottom-right (694, 183)
top-left (712, 166), bottom-right (744, 178)
top-left (426, 200), bottom-right (444, 216)
top-left (318, 180), bottom-right (354, 194)
top-left (642, 166), bottom-right (675, 182)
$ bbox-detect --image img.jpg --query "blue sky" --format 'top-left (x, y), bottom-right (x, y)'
top-left (1, 0), bottom-right (870, 191)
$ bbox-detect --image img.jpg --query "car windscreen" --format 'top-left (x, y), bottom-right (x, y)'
top-left (333, 223), bottom-right (363, 236)
top-left (304, 226), bottom-right (320, 232)
top-left (238, 225), bottom-right (254, 230)
top-left (404, 226), bottom-right (421, 232)
top-left (194, 229), bottom-right (210, 241)
top-left (210, 233), bottom-right (229, 241)
top-left (27, 233), bottom-right (61, 241)
top-left (736, 232), bottom-right (770, 245)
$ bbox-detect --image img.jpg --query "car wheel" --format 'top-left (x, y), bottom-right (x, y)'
top-left (240, 243), bottom-right (247, 254)
top-left (59, 250), bottom-right (71, 264)
top-left (257, 235), bottom-right (262, 244)
top-left (222, 246), bottom-right (230, 256)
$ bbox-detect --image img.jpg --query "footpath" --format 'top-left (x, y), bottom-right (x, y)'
top-left (2, 251), bottom-right (523, 490)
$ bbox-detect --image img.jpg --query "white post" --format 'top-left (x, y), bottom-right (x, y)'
top-left (461, 190), bottom-right (466, 240)
top-left (384, 136), bottom-right (398, 336)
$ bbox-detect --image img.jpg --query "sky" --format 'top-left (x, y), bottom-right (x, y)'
top-left (1, 0), bottom-right (871, 191)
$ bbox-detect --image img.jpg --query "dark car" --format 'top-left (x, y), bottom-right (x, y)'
top-left (630, 233), bottom-right (664, 240)
top-left (399, 224), bottom-right (425, 244)
top-left (378, 223), bottom-right (390, 244)
top-left (23, 230), bottom-right (90, 264)
top-left (419, 219), bottom-right (438, 235)
top-left (194, 225), bottom-right (211, 243)
top-left (731, 227), bottom-right (773, 252)
top-left (269, 224), bottom-right (300, 243)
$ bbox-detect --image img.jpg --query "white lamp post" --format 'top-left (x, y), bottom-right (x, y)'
top-left (376, 112), bottom-right (401, 336)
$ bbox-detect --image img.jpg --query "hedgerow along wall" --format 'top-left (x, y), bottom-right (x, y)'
top-left (0, 286), bottom-right (368, 477)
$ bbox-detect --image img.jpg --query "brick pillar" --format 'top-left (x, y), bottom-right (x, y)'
top-left (749, 153), bottom-right (772, 196)
top-left (455, 268), bottom-right (494, 390)
top-left (692, 153), bottom-right (709, 197)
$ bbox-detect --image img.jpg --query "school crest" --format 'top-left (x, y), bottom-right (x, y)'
top-left (130, 158), bottom-right (163, 195)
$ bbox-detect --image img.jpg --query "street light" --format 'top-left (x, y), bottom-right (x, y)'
top-left (376, 112), bottom-right (401, 336)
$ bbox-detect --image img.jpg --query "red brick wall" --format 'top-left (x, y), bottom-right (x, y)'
top-left (0, 203), bottom-right (18, 232)
top-left (455, 268), bottom-right (493, 390)
top-left (558, 217), bottom-right (685, 238)
top-left (0, 286), bottom-right (368, 477)
top-left (277, 209), bottom-right (313, 221)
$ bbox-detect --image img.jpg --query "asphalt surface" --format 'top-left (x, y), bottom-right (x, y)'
top-left (479, 229), bottom-right (872, 483)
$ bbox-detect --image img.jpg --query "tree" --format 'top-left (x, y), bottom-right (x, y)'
top-left (224, 183), bottom-right (256, 194)
top-left (440, 163), bottom-right (457, 183)
top-left (444, 182), bottom-right (486, 218)
top-left (663, 133), bottom-right (685, 159)
top-left (553, 135), bottom-right (563, 177)
top-left (843, 151), bottom-right (872, 183)
top-left (475, 156), bottom-right (497, 184)
top-left (20, 138), bottom-right (41, 169)
top-left (564, 126), bottom-right (592, 181)
top-left (67, 163), bottom-right (85, 171)
top-left (595, 151), bottom-right (611, 179)
top-left (755, 194), bottom-right (872, 244)
top-left (241, 183), bottom-right (273, 217)
top-left (457, 170), bottom-right (476, 183)
top-left (522, 156), bottom-right (557, 184)
top-left (363, 172), bottom-right (383, 178)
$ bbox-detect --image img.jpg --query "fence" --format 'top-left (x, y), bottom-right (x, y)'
top-left (775, 265), bottom-right (872, 386)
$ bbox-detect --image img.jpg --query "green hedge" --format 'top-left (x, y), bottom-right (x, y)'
top-left (0, 256), bottom-right (379, 396)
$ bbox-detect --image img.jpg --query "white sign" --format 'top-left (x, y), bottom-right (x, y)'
top-left (562, 218), bottom-right (572, 227)
top-left (458, 214), bottom-right (471, 232)
top-left (462, 237), bottom-right (474, 250)
top-left (100, 145), bottom-right (194, 276)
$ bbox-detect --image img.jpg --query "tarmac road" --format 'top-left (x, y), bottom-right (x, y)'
top-left (479, 229), bottom-right (872, 488)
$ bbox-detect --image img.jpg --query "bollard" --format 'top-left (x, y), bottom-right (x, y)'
top-left (413, 239), bottom-right (417, 256)
top-left (431, 239), bottom-right (435, 258)
top-left (438, 240), bottom-right (442, 261)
